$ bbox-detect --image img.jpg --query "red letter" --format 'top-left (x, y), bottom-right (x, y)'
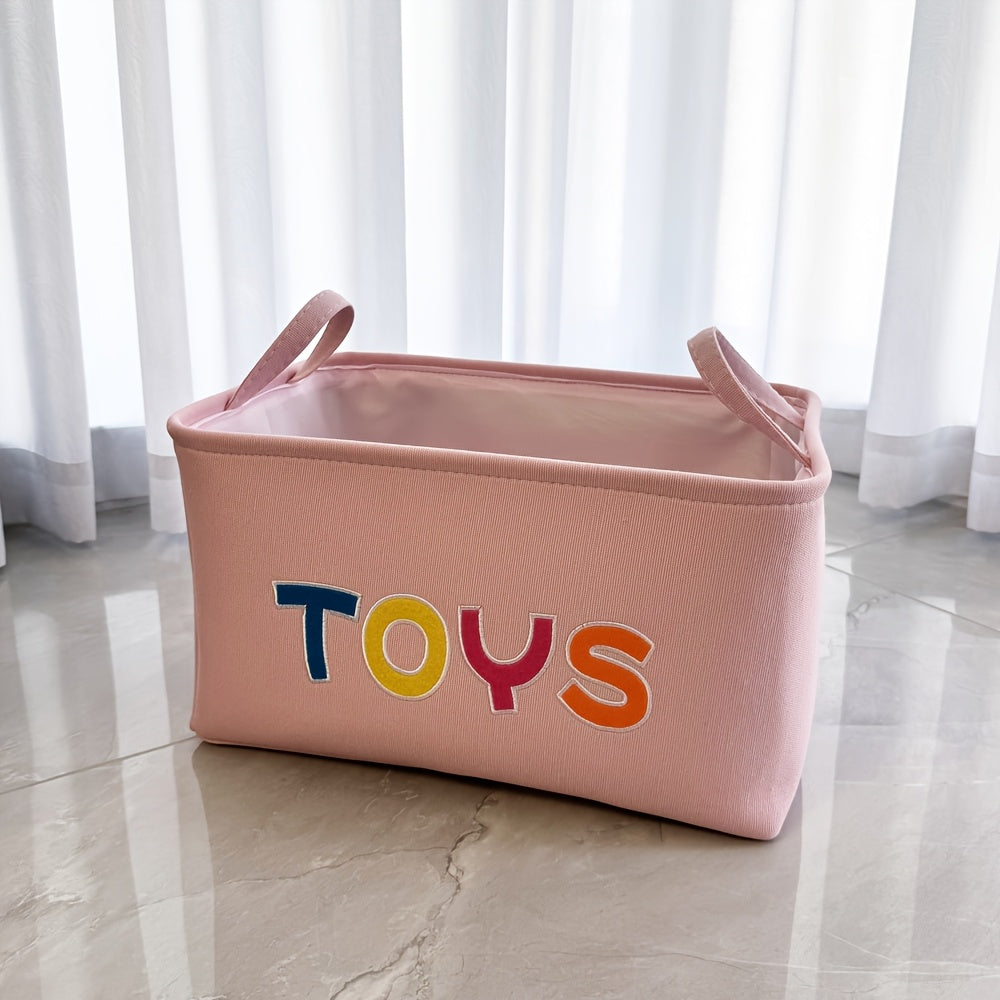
top-left (459, 608), bottom-right (555, 712)
top-left (559, 623), bottom-right (653, 730)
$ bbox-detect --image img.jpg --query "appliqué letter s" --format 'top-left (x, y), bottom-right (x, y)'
top-left (558, 622), bottom-right (653, 730)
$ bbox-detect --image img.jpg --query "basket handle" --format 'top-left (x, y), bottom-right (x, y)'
top-left (225, 290), bottom-right (354, 410)
top-left (687, 327), bottom-right (811, 470)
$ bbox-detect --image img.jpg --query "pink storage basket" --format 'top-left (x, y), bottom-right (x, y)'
top-left (168, 291), bottom-right (830, 839)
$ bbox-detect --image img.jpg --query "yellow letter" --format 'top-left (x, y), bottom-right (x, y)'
top-left (362, 595), bottom-right (448, 699)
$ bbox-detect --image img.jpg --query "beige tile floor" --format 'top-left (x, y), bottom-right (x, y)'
top-left (1, 474), bottom-right (998, 999)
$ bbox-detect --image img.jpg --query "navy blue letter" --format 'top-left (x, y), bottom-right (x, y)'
top-left (273, 583), bottom-right (360, 682)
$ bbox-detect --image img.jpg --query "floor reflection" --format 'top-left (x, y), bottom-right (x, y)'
top-left (107, 589), bottom-right (172, 758)
top-left (0, 509), bottom-right (194, 794)
top-left (4, 742), bottom-right (215, 1000)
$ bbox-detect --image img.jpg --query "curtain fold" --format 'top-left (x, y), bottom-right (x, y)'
top-left (114, 0), bottom-right (194, 534)
top-left (859, 0), bottom-right (1000, 530)
top-left (0, 0), bottom-right (94, 562)
top-left (2, 0), bottom-right (999, 568)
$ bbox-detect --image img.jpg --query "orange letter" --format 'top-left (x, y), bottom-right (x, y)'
top-left (559, 623), bottom-right (653, 730)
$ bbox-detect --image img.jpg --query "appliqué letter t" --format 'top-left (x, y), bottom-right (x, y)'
top-left (274, 582), bottom-right (360, 682)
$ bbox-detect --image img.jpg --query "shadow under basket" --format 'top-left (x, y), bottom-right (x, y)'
top-left (168, 291), bottom-right (830, 840)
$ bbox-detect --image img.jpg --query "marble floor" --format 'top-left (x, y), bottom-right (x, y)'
top-left (1, 474), bottom-right (998, 999)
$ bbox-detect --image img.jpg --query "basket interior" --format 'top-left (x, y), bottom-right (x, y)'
top-left (194, 363), bottom-right (805, 481)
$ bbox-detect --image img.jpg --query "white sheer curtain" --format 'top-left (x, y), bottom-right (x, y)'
top-left (2, 0), bottom-right (999, 568)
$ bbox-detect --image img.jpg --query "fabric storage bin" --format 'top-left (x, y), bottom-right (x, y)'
top-left (168, 291), bottom-right (830, 840)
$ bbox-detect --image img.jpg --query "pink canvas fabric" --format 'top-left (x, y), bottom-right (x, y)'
top-left (168, 291), bottom-right (830, 839)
